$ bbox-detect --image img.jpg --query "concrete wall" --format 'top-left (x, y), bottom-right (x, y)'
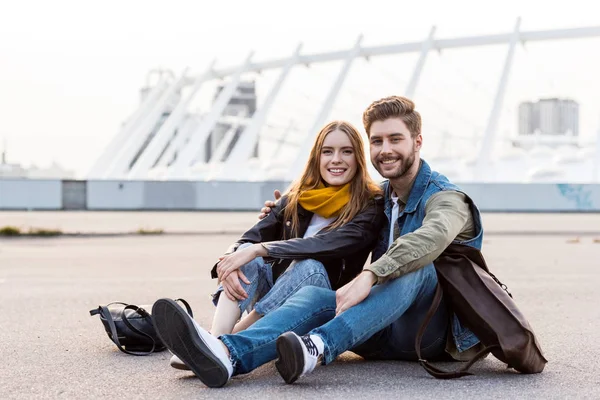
top-left (1, 179), bottom-right (600, 212)
top-left (85, 180), bottom-right (290, 210)
top-left (0, 179), bottom-right (62, 210)
top-left (87, 181), bottom-right (145, 210)
top-left (461, 183), bottom-right (600, 212)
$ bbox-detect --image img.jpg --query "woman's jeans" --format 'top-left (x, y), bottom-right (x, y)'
top-left (220, 264), bottom-right (448, 375)
top-left (213, 243), bottom-right (331, 316)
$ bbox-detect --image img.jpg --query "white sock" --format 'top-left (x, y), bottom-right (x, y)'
top-left (309, 334), bottom-right (325, 357)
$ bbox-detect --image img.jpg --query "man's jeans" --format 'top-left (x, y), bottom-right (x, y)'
top-left (213, 243), bottom-right (331, 316)
top-left (220, 263), bottom-right (448, 375)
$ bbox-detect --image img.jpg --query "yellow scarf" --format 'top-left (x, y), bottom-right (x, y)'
top-left (298, 182), bottom-right (351, 218)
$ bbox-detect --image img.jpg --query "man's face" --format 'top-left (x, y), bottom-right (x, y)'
top-left (368, 118), bottom-right (422, 180)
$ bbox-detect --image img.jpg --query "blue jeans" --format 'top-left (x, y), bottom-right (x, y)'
top-left (213, 243), bottom-right (331, 316)
top-left (220, 264), bottom-right (448, 375)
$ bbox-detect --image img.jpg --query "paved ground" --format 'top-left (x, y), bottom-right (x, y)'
top-left (0, 213), bottom-right (599, 399)
top-left (2, 210), bottom-right (600, 236)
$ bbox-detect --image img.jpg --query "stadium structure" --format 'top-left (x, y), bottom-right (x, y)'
top-left (85, 19), bottom-right (600, 183)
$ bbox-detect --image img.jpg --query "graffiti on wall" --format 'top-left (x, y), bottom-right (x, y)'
top-left (557, 184), bottom-right (594, 210)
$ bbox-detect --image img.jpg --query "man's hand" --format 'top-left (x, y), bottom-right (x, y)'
top-left (258, 190), bottom-right (282, 220)
top-left (217, 244), bottom-right (267, 281)
top-left (335, 270), bottom-right (377, 315)
top-left (221, 270), bottom-right (251, 301)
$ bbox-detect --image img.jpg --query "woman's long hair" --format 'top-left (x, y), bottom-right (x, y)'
top-left (283, 120), bottom-right (382, 238)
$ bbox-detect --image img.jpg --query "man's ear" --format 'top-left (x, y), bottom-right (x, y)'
top-left (414, 134), bottom-right (423, 152)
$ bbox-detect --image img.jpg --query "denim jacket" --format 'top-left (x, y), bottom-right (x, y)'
top-left (371, 159), bottom-right (484, 355)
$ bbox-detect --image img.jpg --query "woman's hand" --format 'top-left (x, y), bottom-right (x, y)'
top-left (217, 244), bottom-right (267, 282)
top-left (221, 270), bottom-right (251, 301)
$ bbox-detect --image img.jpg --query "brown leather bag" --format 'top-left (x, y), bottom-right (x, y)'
top-left (415, 243), bottom-right (548, 379)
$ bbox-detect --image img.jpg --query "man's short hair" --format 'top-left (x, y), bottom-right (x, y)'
top-left (362, 96), bottom-right (422, 137)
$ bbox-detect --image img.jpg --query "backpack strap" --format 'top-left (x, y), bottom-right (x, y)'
top-left (174, 298), bottom-right (193, 317)
top-left (90, 305), bottom-right (156, 356)
top-left (120, 305), bottom-right (158, 355)
top-left (90, 305), bottom-right (154, 356)
top-left (415, 282), bottom-right (497, 379)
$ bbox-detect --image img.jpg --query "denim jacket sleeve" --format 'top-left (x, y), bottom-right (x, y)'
top-left (261, 197), bottom-right (384, 260)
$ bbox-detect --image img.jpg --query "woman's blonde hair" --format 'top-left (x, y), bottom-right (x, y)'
top-left (283, 120), bottom-right (381, 237)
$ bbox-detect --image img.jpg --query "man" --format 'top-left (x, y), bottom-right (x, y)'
top-left (152, 95), bottom-right (484, 388)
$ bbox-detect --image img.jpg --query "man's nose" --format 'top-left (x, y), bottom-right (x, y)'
top-left (381, 139), bottom-right (392, 154)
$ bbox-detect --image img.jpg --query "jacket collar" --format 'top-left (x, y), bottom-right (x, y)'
top-left (405, 159), bottom-right (431, 213)
top-left (384, 159), bottom-right (431, 214)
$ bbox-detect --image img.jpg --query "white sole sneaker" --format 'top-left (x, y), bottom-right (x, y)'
top-left (152, 298), bottom-right (232, 388)
top-left (169, 354), bottom-right (191, 371)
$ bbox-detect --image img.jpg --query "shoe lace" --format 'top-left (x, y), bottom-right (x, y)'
top-left (301, 336), bottom-right (319, 357)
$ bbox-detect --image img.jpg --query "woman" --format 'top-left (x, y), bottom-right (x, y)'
top-left (170, 120), bottom-right (384, 369)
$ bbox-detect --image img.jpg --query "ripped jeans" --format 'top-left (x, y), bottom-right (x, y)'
top-left (212, 243), bottom-right (331, 316)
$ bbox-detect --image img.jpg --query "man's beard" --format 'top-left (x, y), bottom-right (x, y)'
top-left (387, 152), bottom-right (416, 179)
top-left (374, 143), bottom-right (417, 179)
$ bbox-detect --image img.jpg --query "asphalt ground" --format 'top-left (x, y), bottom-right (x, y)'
top-left (0, 212), bottom-right (599, 399)
top-left (2, 211), bottom-right (600, 236)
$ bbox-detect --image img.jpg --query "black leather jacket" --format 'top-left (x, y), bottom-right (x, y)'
top-left (211, 194), bottom-right (385, 290)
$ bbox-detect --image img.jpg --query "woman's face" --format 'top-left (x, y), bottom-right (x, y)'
top-left (319, 129), bottom-right (358, 186)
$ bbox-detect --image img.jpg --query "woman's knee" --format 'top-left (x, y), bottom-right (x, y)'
top-left (293, 258), bottom-right (326, 271)
top-left (290, 259), bottom-right (328, 277)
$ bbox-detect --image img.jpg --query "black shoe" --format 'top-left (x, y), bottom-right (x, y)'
top-left (152, 298), bottom-right (233, 388)
top-left (275, 332), bottom-right (320, 384)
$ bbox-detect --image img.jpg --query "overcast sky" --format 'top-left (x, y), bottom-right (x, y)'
top-left (1, 0), bottom-right (599, 176)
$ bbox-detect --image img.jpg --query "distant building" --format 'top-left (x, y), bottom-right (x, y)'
top-left (0, 144), bottom-right (74, 179)
top-left (518, 98), bottom-right (579, 136)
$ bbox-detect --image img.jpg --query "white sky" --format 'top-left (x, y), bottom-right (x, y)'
top-left (1, 0), bottom-right (599, 176)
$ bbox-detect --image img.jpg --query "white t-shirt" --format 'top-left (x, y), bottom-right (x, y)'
top-left (303, 214), bottom-right (337, 238)
top-left (389, 193), bottom-right (401, 248)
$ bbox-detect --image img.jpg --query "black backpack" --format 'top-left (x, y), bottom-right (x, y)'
top-left (90, 299), bottom-right (193, 355)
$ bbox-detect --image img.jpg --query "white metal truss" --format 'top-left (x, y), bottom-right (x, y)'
top-left (127, 61), bottom-right (216, 179)
top-left (286, 35), bottom-right (363, 181)
top-left (103, 74), bottom-right (187, 178)
top-left (153, 115), bottom-right (201, 170)
top-left (405, 26), bottom-right (437, 98)
top-left (167, 52), bottom-right (254, 178)
top-left (193, 25), bottom-right (600, 79)
top-left (222, 43), bottom-right (303, 174)
top-left (86, 77), bottom-right (169, 178)
top-left (475, 18), bottom-right (522, 180)
top-left (202, 112), bottom-right (245, 180)
top-left (89, 21), bottom-right (600, 181)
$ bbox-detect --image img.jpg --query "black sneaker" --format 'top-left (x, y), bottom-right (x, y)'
top-left (152, 298), bottom-right (233, 388)
top-left (275, 332), bottom-right (321, 384)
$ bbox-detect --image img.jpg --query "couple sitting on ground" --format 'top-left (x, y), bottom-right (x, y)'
top-left (151, 95), bottom-right (483, 388)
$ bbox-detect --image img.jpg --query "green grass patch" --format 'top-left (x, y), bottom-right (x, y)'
top-left (0, 226), bottom-right (63, 237)
top-left (27, 228), bottom-right (63, 237)
top-left (136, 228), bottom-right (165, 235)
top-left (0, 226), bottom-right (22, 236)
